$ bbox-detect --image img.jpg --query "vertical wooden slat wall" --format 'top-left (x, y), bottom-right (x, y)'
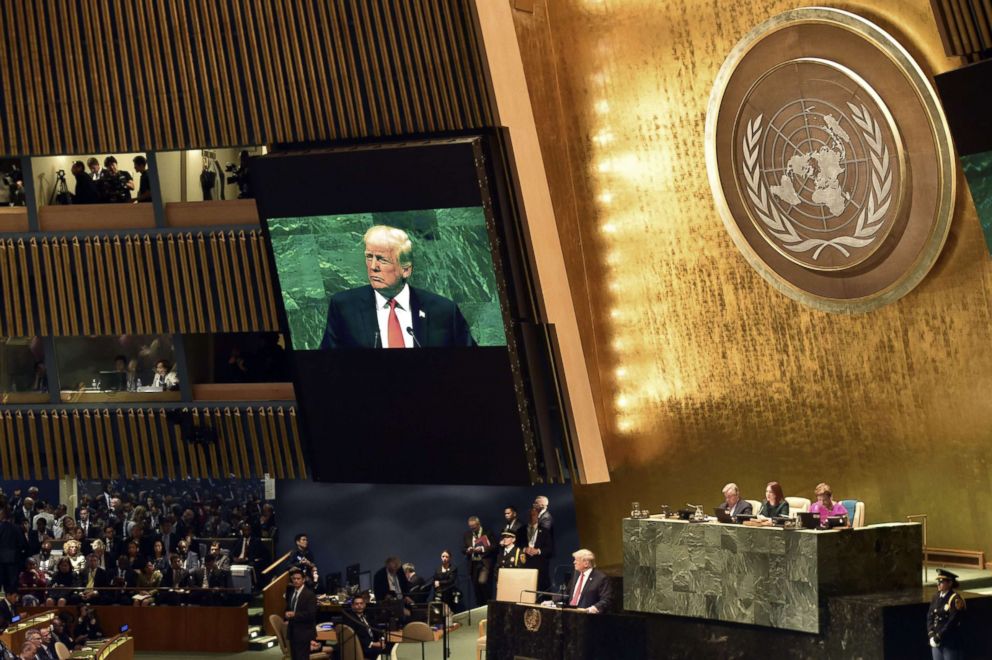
top-left (0, 0), bottom-right (494, 156)
top-left (0, 406), bottom-right (303, 480)
top-left (931, 0), bottom-right (992, 56)
top-left (0, 230), bottom-right (278, 336)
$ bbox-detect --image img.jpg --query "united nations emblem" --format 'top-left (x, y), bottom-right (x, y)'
top-left (707, 8), bottom-right (955, 312)
top-left (523, 608), bottom-right (542, 632)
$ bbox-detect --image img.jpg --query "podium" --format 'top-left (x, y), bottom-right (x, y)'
top-left (485, 602), bottom-right (644, 660)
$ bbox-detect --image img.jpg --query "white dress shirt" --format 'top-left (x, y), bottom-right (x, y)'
top-left (373, 285), bottom-right (413, 348)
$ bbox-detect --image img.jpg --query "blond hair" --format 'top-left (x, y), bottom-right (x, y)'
top-left (364, 225), bottom-right (413, 268)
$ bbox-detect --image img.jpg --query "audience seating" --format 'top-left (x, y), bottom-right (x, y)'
top-left (401, 621), bottom-right (435, 660)
top-left (840, 499), bottom-right (866, 528)
top-left (337, 625), bottom-right (364, 660)
top-left (477, 618), bottom-right (487, 660)
top-left (745, 499), bottom-right (761, 515)
top-left (54, 642), bottom-right (71, 660)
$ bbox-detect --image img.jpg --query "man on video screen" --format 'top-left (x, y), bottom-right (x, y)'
top-left (319, 225), bottom-right (476, 349)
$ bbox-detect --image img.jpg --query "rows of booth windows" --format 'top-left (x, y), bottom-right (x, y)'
top-left (0, 333), bottom-right (288, 403)
top-left (0, 146), bottom-right (264, 211)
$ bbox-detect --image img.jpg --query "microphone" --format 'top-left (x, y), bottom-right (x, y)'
top-left (405, 327), bottom-right (421, 348)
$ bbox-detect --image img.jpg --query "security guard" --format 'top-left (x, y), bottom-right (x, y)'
top-left (927, 568), bottom-right (966, 659)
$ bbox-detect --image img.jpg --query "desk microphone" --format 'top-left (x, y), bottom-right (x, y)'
top-left (405, 327), bottom-right (422, 348)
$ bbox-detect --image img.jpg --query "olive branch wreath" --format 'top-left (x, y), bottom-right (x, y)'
top-left (742, 103), bottom-right (891, 260)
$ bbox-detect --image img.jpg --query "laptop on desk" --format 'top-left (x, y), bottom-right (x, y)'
top-left (796, 512), bottom-right (819, 529)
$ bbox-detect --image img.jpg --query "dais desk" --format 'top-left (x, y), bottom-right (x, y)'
top-left (623, 518), bottom-right (921, 633)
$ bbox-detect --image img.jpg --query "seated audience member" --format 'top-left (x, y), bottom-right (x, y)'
top-left (758, 481), bottom-right (790, 519)
top-left (79, 553), bottom-right (109, 605)
top-left (160, 554), bottom-right (191, 606)
top-left (343, 591), bottom-right (391, 659)
top-left (21, 519), bottom-right (39, 557)
top-left (151, 539), bottom-right (170, 573)
top-left (17, 559), bottom-right (47, 605)
top-left (133, 560), bottom-right (162, 606)
top-left (31, 518), bottom-right (53, 549)
top-left (192, 553), bottom-right (233, 606)
top-left (73, 604), bottom-right (102, 648)
top-left (50, 616), bottom-right (73, 650)
top-left (808, 483), bottom-right (849, 526)
top-left (432, 550), bottom-right (460, 612)
top-left (63, 539), bottom-right (86, 573)
top-left (101, 525), bottom-right (122, 563)
top-left (18, 641), bottom-right (36, 660)
top-left (177, 539), bottom-right (200, 572)
top-left (209, 541), bottom-right (231, 571)
top-left (46, 557), bottom-right (79, 606)
top-left (232, 523), bottom-right (267, 577)
top-left (562, 549), bottom-right (613, 614)
top-left (110, 555), bottom-right (137, 605)
top-left (90, 539), bottom-right (109, 571)
top-left (403, 563), bottom-right (431, 604)
top-left (718, 483), bottom-right (753, 517)
top-left (373, 557), bottom-right (411, 605)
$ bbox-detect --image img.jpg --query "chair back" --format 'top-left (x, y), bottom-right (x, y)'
top-left (745, 500), bottom-right (761, 516)
top-left (402, 620), bottom-right (435, 642)
top-left (54, 642), bottom-right (71, 660)
top-left (840, 499), bottom-right (866, 528)
top-left (337, 624), bottom-right (364, 660)
top-left (268, 614), bottom-right (289, 657)
top-left (785, 497), bottom-right (811, 516)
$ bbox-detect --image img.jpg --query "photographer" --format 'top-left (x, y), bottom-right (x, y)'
top-left (133, 155), bottom-right (153, 203)
top-left (71, 161), bottom-right (99, 204)
top-left (98, 156), bottom-right (133, 203)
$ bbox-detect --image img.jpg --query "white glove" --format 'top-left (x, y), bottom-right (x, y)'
top-left (929, 637), bottom-right (938, 649)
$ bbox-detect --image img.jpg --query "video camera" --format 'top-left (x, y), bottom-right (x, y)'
top-left (99, 170), bottom-right (132, 203)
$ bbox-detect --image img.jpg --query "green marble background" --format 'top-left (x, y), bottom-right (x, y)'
top-left (962, 150), bottom-right (992, 255)
top-left (268, 207), bottom-right (506, 349)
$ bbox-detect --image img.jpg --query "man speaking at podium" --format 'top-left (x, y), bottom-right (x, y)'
top-left (319, 225), bottom-right (476, 349)
top-left (564, 549), bottom-right (612, 614)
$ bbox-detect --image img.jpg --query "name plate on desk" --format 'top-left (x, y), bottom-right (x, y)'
top-left (622, 518), bottom-right (921, 633)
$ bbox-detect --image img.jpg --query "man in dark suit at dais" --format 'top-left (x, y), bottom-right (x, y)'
top-left (319, 224), bottom-right (476, 349)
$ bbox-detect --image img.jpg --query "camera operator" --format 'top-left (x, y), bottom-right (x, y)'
top-left (71, 161), bottom-right (100, 204)
top-left (1, 162), bottom-right (25, 206)
top-left (86, 157), bottom-right (103, 180)
top-left (133, 155), bottom-right (153, 203)
top-left (98, 156), bottom-right (134, 203)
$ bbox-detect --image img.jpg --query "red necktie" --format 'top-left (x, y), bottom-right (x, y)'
top-left (387, 299), bottom-right (404, 348)
top-left (569, 572), bottom-right (586, 607)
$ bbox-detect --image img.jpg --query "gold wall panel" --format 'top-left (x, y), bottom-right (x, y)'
top-left (0, 230), bottom-right (278, 336)
top-left (0, 406), bottom-right (304, 480)
top-left (513, 0), bottom-right (992, 565)
top-left (0, 0), bottom-right (493, 156)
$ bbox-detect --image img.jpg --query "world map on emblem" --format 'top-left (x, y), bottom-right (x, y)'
top-left (736, 60), bottom-right (903, 271)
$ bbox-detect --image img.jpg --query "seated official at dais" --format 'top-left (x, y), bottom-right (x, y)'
top-left (758, 481), bottom-right (790, 519)
top-left (717, 483), bottom-right (753, 517)
top-left (808, 482), bottom-right (849, 526)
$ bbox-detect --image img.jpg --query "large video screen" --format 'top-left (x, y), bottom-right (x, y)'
top-left (267, 207), bottom-right (506, 350)
top-left (251, 138), bottom-right (535, 485)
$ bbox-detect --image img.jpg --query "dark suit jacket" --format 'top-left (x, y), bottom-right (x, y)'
top-left (319, 285), bottom-right (476, 349)
top-left (285, 586), bottom-right (317, 642)
top-left (0, 598), bottom-right (16, 622)
top-left (565, 568), bottom-right (613, 612)
top-left (342, 610), bottom-right (382, 659)
top-left (372, 566), bottom-right (411, 602)
top-left (718, 500), bottom-right (754, 516)
top-left (0, 521), bottom-right (23, 565)
top-left (81, 567), bottom-right (111, 589)
top-left (523, 525), bottom-right (553, 558)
